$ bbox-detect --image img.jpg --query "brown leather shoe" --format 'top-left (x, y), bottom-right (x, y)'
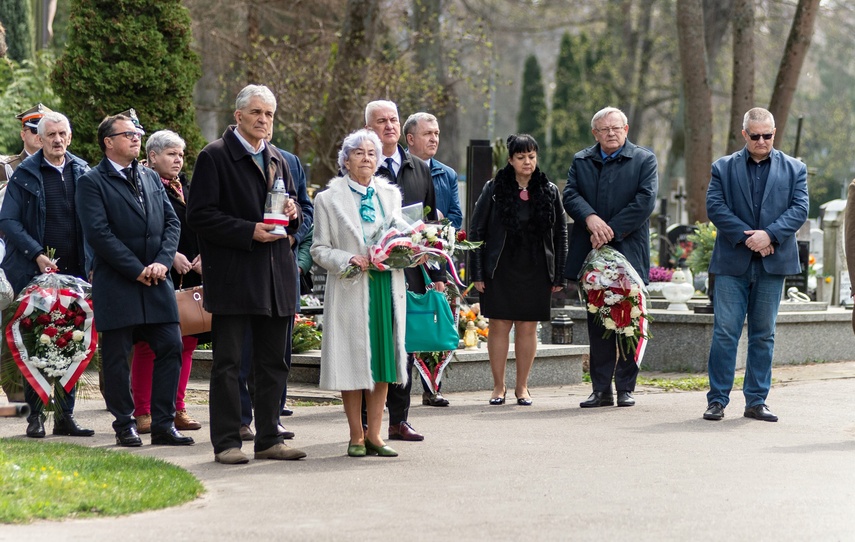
top-left (174, 409), bottom-right (202, 430)
top-left (135, 413), bottom-right (152, 434)
top-left (239, 424), bottom-right (254, 441)
top-left (388, 421), bottom-right (424, 441)
top-left (215, 448), bottom-right (249, 464)
top-left (254, 443), bottom-right (307, 460)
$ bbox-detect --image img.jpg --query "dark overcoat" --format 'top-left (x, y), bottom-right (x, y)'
top-left (563, 140), bottom-right (658, 283)
top-left (186, 126), bottom-right (302, 317)
top-left (76, 158), bottom-right (181, 331)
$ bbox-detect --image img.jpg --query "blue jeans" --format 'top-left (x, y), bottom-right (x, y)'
top-left (707, 260), bottom-right (784, 408)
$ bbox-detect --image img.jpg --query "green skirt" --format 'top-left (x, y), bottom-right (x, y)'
top-left (368, 270), bottom-right (397, 383)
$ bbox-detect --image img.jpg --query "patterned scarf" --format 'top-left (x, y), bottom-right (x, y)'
top-left (161, 176), bottom-right (185, 205)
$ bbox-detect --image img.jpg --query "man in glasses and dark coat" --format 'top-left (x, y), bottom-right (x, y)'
top-left (702, 107), bottom-right (809, 424)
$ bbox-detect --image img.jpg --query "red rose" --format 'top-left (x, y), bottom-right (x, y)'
top-left (456, 230), bottom-right (467, 242)
top-left (74, 315), bottom-right (85, 327)
top-left (62, 331), bottom-right (74, 342)
top-left (587, 289), bottom-right (605, 307)
top-left (43, 327), bottom-right (59, 338)
top-left (55, 318), bottom-right (68, 326)
top-left (56, 337), bottom-right (68, 348)
top-left (35, 314), bottom-right (51, 325)
top-left (610, 301), bottom-right (633, 329)
top-left (21, 317), bottom-right (33, 329)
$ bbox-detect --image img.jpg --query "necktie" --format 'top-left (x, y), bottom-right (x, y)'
top-left (384, 157), bottom-right (395, 179)
top-left (123, 167), bottom-right (145, 212)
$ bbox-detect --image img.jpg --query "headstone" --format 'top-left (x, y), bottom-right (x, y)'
top-left (810, 228), bottom-right (824, 267)
top-left (665, 223), bottom-right (697, 268)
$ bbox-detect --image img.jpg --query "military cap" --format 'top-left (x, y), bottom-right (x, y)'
top-left (116, 108), bottom-right (145, 132)
top-left (16, 103), bottom-right (54, 130)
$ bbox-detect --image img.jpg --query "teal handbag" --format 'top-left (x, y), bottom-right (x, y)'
top-left (405, 267), bottom-right (459, 353)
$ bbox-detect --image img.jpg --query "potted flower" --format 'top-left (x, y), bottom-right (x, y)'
top-left (686, 222), bottom-right (716, 312)
top-left (647, 266), bottom-right (674, 297)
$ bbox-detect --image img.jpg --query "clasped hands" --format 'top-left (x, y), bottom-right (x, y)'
top-left (744, 229), bottom-right (774, 257)
top-left (137, 262), bottom-right (169, 286)
top-left (585, 214), bottom-right (613, 249)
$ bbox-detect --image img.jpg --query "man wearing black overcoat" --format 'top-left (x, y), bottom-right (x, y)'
top-left (76, 113), bottom-right (193, 447)
top-left (187, 85), bottom-right (306, 464)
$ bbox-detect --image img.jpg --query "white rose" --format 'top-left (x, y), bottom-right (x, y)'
top-left (630, 306), bottom-right (642, 318)
top-left (39, 334), bottom-right (51, 345)
top-left (424, 226), bottom-right (438, 241)
top-left (72, 330), bottom-right (85, 342)
top-left (622, 327), bottom-right (635, 336)
top-left (604, 318), bottom-right (617, 330)
top-left (587, 304), bottom-right (598, 313)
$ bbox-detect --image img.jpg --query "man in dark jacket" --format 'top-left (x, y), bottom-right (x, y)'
top-left (187, 84), bottom-right (306, 464)
top-left (0, 111), bottom-right (93, 438)
top-left (364, 99), bottom-right (441, 441)
top-left (563, 106), bottom-right (658, 409)
top-left (77, 113), bottom-right (193, 448)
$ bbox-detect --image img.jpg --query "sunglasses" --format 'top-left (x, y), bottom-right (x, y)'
top-left (26, 127), bottom-right (38, 135)
top-left (748, 132), bottom-right (774, 141)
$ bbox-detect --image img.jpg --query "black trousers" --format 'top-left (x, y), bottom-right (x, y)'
top-left (210, 314), bottom-right (289, 454)
top-left (24, 379), bottom-right (77, 419)
top-left (102, 323), bottom-right (182, 433)
top-left (586, 311), bottom-right (639, 393)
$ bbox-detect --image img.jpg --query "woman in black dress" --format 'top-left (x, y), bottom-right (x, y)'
top-left (470, 134), bottom-right (567, 405)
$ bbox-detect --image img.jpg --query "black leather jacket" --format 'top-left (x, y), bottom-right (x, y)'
top-left (469, 167), bottom-right (567, 285)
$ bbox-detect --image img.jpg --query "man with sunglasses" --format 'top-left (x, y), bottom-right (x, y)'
top-left (703, 107), bottom-right (808, 423)
top-left (1, 104), bottom-right (53, 193)
top-left (77, 113), bottom-right (193, 447)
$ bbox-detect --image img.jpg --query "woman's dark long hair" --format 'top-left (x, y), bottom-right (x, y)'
top-left (494, 134), bottom-right (555, 243)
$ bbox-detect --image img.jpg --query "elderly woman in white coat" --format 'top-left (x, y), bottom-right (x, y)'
top-left (311, 129), bottom-right (408, 458)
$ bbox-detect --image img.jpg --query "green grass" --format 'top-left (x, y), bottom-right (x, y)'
top-left (584, 372), bottom-right (745, 392)
top-left (0, 438), bottom-right (204, 524)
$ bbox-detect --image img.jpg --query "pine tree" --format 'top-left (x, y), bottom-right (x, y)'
top-left (0, 0), bottom-right (35, 62)
top-left (52, 0), bottom-right (204, 166)
top-left (517, 55), bottom-right (547, 149)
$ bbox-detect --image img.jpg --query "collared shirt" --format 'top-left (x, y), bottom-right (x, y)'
top-left (108, 158), bottom-right (131, 178)
top-left (233, 128), bottom-right (266, 172)
top-left (600, 144), bottom-right (625, 162)
top-left (382, 149), bottom-right (401, 178)
top-left (347, 175), bottom-right (383, 240)
top-left (42, 154), bottom-right (67, 175)
top-left (745, 150), bottom-right (771, 228)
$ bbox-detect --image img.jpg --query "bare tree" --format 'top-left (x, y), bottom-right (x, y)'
top-left (727, 0), bottom-right (755, 154)
top-left (677, 0), bottom-right (713, 223)
top-left (768, 0), bottom-right (821, 146)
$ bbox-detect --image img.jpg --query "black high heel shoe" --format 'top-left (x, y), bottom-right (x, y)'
top-left (489, 388), bottom-right (507, 405)
top-left (515, 389), bottom-right (532, 406)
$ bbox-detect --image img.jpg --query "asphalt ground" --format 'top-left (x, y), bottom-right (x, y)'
top-left (2, 362), bottom-right (855, 541)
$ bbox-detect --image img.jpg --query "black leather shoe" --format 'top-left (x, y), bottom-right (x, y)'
top-left (703, 402), bottom-right (725, 421)
top-left (116, 426), bottom-right (143, 447)
top-left (151, 427), bottom-right (195, 446)
top-left (580, 391), bottom-right (614, 408)
top-left (53, 414), bottom-right (95, 437)
top-left (617, 391), bottom-right (635, 407)
top-left (422, 391), bottom-right (450, 407)
top-left (744, 404), bottom-right (778, 422)
top-left (277, 424), bottom-right (295, 440)
top-left (281, 406), bottom-right (293, 416)
top-left (26, 415), bottom-right (45, 438)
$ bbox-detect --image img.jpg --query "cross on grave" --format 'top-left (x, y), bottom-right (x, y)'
top-left (670, 183), bottom-right (688, 225)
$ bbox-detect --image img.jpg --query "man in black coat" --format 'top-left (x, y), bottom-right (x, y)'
top-left (563, 106), bottom-right (658, 409)
top-left (77, 113), bottom-right (193, 447)
top-left (187, 85), bottom-right (306, 464)
top-left (364, 99), bottom-right (443, 442)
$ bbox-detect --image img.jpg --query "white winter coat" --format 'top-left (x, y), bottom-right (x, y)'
top-left (310, 176), bottom-right (409, 391)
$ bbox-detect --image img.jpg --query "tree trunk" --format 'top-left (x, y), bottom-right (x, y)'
top-left (727, 0), bottom-right (755, 154)
top-left (768, 0), bottom-right (821, 147)
top-left (311, 0), bottom-right (380, 184)
top-left (677, 0), bottom-right (713, 223)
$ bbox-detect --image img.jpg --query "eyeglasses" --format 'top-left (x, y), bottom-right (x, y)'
top-left (748, 132), bottom-right (774, 141)
top-left (595, 126), bottom-right (625, 135)
top-left (107, 131), bottom-right (144, 141)
top-left (26, 127), bottom-right (38, 135)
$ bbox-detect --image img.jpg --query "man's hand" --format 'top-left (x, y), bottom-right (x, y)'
top-left (473, 281), bottom-right (485, 293)
top-left (147, 263), bottom-right (169, 285)
top-left (173, 252), bottom-right (192, 274)
top-left (253, 222), bottom-right (282, 243)
top-left (551, 285), bottom-right (564, 293)
top-left (744, 230), bottom-right (772, 252)
top-left (759, 245), bottom-right (775, 257)
top-left (190, 254), bottom-right (203, 275)
top-left (35, 254), bottom-right (58, 274)
top-left (585, 214), bottom-right (614, 249)
top-left (432, 281), bottom-right (446, 293)
top-left (284, 197), bottom-right (299, 220)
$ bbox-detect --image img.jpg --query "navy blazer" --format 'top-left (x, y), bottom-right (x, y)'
top-left (707, 147), bottom-right (808, 276)
top-left (76, 158), bottom-right (181, 331)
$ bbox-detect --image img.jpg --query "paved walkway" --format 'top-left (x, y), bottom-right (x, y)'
top-left (2, 362), bottom-right (855, 541)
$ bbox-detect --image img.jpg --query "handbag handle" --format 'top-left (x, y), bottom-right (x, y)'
top-left (419, 265), bottom-right (434, 291)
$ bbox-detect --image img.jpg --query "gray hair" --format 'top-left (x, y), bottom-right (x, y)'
top-left (743, 107), bottom-right (775, 131)
top-left (590, 106), bottom-right (627, 130)
top-left (364, 100), bottom-right (398, 126)
top-left (37, 112), bottom-right (71, 137)
top-left (235, 84), bottom-right (276, 111)
top-left (403, 112), bottom-right (438, 137)
top-left (146, 129), bottom-right (186, 157)
top-left (337, 129), bottom-right (383, 172)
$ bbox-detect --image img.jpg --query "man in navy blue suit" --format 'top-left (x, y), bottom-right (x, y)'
top-left (703, 107), bottom-right (809, 423)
